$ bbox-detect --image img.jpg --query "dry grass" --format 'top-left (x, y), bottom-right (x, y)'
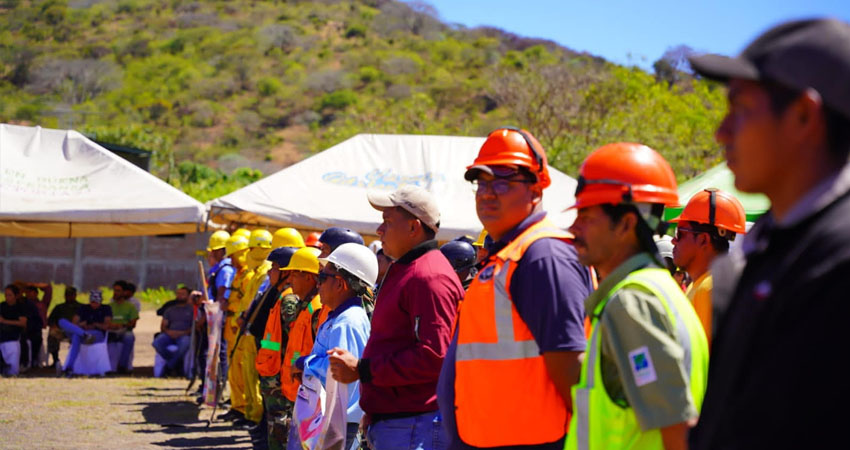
top-left (0, 310), bottom-right (251, 449)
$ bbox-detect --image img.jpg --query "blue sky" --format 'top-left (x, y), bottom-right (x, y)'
top-left (419, 0), bottom-right (850, 68)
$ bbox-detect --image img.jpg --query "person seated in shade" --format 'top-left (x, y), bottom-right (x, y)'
top-left (108, 283), bottom-right (139, 374)
top-left (152, 286), bottom-right (194, 376)
top-left (0, 285), bottom-right (27, 376)
top-left (47, 286), bottom-right (83, 368)
top-left (57, 289), bottom-right (112, 377)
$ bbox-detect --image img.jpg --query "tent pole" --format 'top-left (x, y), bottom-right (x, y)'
top-left (3, 237), bottom-right (11, 287)
top-left (139, 236), bottom-right (149, 290)
top-left (72, 238), bottom-right (83, 289)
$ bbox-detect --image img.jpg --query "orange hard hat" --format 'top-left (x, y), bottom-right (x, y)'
top-left (671, 188), bottom-right (747, 236)
top-left (572, 142), bottom-right (679, 209)
top-left (465, 127), bottom-right (551, 188)
top-left (304, 231), bottom-right (321, 248)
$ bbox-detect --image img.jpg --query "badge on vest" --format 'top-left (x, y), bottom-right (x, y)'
top-left (477, 265), bottom-right (495, 282)
top-left (628, 346), bottom-right (657, 387)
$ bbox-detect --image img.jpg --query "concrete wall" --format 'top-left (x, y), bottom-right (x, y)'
top-left (1, 233), bottom-right (210, 291)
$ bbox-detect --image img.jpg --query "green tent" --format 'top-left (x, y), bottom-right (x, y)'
top-left (664, 164), bottom-right (770, 222)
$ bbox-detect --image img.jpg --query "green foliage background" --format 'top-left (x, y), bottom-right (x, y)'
top-left (0, 0), bottom-right (727, 202)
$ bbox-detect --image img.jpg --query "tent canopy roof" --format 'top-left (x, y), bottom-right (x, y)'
top-left (0, 124), bottom-right (206, 237)
top-left (208, 133), bottom-right (578, 240)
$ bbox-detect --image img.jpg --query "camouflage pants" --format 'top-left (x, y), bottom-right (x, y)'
top-left (260, 375), bottom-right (294, 450)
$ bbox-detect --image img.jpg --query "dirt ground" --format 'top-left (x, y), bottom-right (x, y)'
top-left (0, 310), bottom-right (252, 450)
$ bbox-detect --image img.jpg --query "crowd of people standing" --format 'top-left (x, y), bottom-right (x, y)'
top-left (198, 18), bottom-right (850, 450)
top-left (1, 17), bottom-right (848, 450)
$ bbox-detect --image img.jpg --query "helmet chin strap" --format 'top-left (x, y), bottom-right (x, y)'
top-left (634, 203), bottom-right (670, 236)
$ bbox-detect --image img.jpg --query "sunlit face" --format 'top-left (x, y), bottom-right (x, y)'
top-left (716, 79), bottom-right (791, 194)
top-left (376, 207), bottom-right (415, 260)
top-left (317, 265), bottom-right (345, 307)
top-left (671, 222), bottom-right (701, 271)
top-left (112, 285), bottom-right (124, 301)
top-left (568, 206), bottom-right (619, 268)
top-left (474, 169), bottom-right (537, 240)
top-left (319, 242), bottom-right (333, 259)
top-left (289, 270), bottom-right (317, 297)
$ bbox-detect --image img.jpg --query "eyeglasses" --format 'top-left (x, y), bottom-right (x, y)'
top-left (471, 177), bottom-right (533, 195)
top-left (675, 227), bottom-right (704, 240)
top-left (317, 271), bottom-right (341, 285)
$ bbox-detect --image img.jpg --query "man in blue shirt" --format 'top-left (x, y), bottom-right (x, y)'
top-left (207, 230), bottom-right (236, 396)
top-left (437, 128), bottom-right (592, 449)
top-left (294, 243), bottom-right (377, 450)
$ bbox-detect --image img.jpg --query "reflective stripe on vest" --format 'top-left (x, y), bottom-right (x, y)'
top-left (456, 217), bottom-right (574, 447)
top-left (255, 287), bottom-right (291, 377)
top-left (567, 267), bottom-right (709, 450)
top-left (260, 339), bottom-right (281, 352)
top-left (281, 294), bottom-right (325, 402)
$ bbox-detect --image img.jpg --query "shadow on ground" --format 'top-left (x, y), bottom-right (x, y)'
top-left (119, 386), bottom-right (251, 449)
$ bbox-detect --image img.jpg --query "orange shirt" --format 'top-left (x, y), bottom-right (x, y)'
top-left (686, 272), bottom-right (713, 343)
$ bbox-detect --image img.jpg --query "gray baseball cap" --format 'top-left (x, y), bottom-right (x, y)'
top-left (689, 18), bottom-right (850, 120)
top-left (367, 185), bottom-right (441, 231)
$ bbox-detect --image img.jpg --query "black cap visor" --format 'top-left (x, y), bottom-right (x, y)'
top-left (689, 53), bottom-right (760, 83)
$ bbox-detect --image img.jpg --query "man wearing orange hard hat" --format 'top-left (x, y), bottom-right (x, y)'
top-left (671, 188), bottom-right (746, 342)
top-left (438, 127), bottom-right (593, 449)
top-left (565, 142), bottom-right (709, 450)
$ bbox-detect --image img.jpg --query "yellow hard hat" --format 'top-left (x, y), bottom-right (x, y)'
top-left (282, 247), bottom-right (319, 274)
top-left (207, 230), bottom-right (231, 251)
top-left (233, 228), bottom-right (251, 239)
top-left (473, 230), bottom-right (487, 247)
top-left (272, 227), bottom-right (305, 248)
top-left (225, 235), bottom-right (250, 256)
top-left (249, 229), bottom-right (273, 248)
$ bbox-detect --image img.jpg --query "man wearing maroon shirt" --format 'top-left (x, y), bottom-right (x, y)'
top-left (328, 185), bottom-right (463, 450)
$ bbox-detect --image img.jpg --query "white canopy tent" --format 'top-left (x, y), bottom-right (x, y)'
top-left (0, 124), bottom-right (206, 237)
top-left (208, 134), bottom-right (578, 240)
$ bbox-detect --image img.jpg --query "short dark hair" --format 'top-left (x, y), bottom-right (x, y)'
top-left (125, 282), bottom-right (137, 294)
top-left (397, 207), bottom-right (437, 240)
top-left (113, 280), bottom-right (128, 289)
top-left (176, 285), bottom-right (190, 294)
top-left (599, 203), bottom-right (664, 256)
top-left (334, 264), bottom-right (368, 297)
top-left (680, 220), bottom-right (733, 254)
top-left (4, 284), bottom-right (20, 296)
top-left (764, 80), bottom-right (850, 159)
top-left (25, 285), bottom-right (38, 292)
top-left (65, 286), bottom-right (77, 296)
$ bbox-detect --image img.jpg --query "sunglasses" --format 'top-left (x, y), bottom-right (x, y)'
top-left (317, 271), bottom-right (342, 285)
top-left (675, 227), bottom-right (704, 240)
top-left (471, 177), bottom-right (533, 195)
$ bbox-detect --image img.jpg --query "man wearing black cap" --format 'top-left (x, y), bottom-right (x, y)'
top-left (688, 18), bottom-right (850, 449)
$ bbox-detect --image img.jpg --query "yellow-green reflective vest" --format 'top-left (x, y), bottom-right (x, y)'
top-left (566, 268), bottom-right (709, 450)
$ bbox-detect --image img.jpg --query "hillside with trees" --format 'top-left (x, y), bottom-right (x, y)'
top-left (0, 0), bottom-right (726, 201)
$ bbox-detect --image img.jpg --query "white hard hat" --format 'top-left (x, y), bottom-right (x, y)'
top-left (655, 235), bottom-right (674, 259)
top-left (321, 243), bottom-right (379, 288)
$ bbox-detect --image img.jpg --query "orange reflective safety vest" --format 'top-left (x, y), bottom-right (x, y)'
top-left (455, 218), bottom-right (574, 447)
top-left (255, 287), bottom-right (293, 377)
top-left (281, 294), bottom-right (328, 401)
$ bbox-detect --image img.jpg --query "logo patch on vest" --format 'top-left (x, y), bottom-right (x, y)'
top-left (628, 346), bottom-right (657, 387)
top-left (477, 265), bottom-right (495, 281)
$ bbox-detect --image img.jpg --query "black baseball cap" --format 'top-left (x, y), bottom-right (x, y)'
top-left (689, 18), bottom-right (850, 120)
